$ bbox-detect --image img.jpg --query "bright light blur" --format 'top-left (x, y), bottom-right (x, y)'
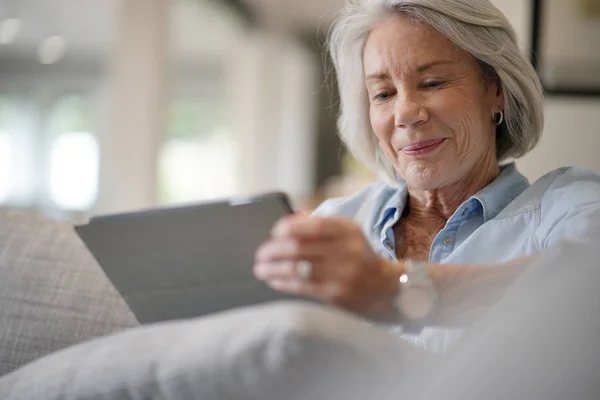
top-left (48, 133), bottom-right (99, 211)
top-left (0, 18), bottom-right (21, 45)
top-left (159, 133), bottom-right (238, 203)
top-left (38, 36), bottom-right (67, 65)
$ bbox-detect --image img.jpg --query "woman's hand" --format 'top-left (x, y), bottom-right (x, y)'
top-left (253, 213), bottom-right (401, 317)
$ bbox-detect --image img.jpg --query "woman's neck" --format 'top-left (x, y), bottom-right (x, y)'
top-left (406, 155), bottom-right (501, 222)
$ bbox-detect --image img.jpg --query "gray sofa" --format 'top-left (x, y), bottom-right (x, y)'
top-left (2, 210), bottom-right (600, 400)
top-left (0, 211), bottom-right (426, 399)
top-left (0, 211), bottom-right (139, 376)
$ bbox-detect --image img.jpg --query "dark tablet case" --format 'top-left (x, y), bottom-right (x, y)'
top-left (75, 193), bottom-right (303, 324)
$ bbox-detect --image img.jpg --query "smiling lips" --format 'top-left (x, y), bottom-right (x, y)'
top-left (401, 138), bottom-right (447, 156)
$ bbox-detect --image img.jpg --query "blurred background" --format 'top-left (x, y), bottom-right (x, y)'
top-left (0, 0), bottom-right (598, 222)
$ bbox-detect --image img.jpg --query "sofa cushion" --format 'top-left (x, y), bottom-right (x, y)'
top-left (0, 301), bottom-right (428, 400)
top-left (0, 211), bottom-right (139, 376)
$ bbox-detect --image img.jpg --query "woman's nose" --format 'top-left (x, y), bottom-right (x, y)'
top-left (394, 90), bottom-right (428, 128)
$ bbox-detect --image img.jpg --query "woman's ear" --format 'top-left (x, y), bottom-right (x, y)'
top-left (494, 79), bottom-right (505, 113)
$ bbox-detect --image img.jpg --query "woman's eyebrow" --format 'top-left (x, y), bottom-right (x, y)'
top-left (417, 60), bottom-right (454, 72)
top-left (365, 60), bottom-right (455, 81)
top-left (365, 72), bottom-right (390, 82)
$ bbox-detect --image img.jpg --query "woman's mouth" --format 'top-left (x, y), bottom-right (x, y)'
top-left (401, 138), bottom-right (447, 157)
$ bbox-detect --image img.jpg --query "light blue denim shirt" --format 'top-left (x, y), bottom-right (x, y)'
top-left (313, 163), bottom-right (600, 352)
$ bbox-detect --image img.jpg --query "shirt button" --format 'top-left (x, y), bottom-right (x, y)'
top-left (462, 208), bottom-right (468, 216)
top-left (444, 236), bottom-right (453, 245)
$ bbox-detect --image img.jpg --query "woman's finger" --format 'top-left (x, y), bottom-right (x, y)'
top-left (265, 278), bottom-right (337, 301)
top-left (255, 258), bottom-right (335, 282)
top-left (253, 260), bottom-right (296, 280)
top-left (271, 215), bottom-right (356, 240)
top-left (265, 278), bottom-right (316, 297)
top-left (254, 238), bottom-right (328, 263)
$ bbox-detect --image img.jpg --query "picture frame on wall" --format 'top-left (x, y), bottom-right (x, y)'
top-left (531, 0), bottom-right (600, 96)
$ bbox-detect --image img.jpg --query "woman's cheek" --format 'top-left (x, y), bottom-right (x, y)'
top-left (370, 107), bottom-right (388, 139)
top-left (448, 105), bottom-right (477, 151)
top-left (370, 117), bottom-right (391, 159)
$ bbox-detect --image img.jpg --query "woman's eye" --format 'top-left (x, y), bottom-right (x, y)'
top-left (422, 80), bottom-right (445, 89)
top-left (372, 92), bottom-right (393, 101)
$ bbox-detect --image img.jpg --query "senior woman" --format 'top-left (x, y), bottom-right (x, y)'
top-left (253, 0), bottom-right (600, 349)
top-left (5, 1), bottom-right (600, 399)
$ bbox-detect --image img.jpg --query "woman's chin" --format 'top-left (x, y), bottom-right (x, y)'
top-left (399, 162), bottom-right (449, 190)
top-left (404, 176), bottom-right (445, 190)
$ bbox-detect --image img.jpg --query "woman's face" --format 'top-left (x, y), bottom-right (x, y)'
top-left (363, 16), bottom-right (504, 189)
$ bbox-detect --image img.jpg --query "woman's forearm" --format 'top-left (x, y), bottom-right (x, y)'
top-left (387, 256), bottom-right (536, 327)
top-left (430, 256), bottom-right (536, 325)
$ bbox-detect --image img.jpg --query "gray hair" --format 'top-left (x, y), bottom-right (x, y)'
top-left (328, 0), bottom-right (545, 184)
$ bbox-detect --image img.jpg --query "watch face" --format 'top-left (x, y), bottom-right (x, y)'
top-left (400, 287), bottom-right (434, 320)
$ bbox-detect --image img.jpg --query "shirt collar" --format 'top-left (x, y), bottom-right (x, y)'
top-left (373, 162), bottom-right (529, 229)
top-left (373, 182), bottom-right (408, 231)
top-left (471, 163), bottom-right (530, 221)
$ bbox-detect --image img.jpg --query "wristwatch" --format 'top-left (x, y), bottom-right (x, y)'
top-left (394, 259), bottom-right (438, 321)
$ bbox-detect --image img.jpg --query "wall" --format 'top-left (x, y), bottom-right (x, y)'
top-left (490, 0), bottom-right (600, 182)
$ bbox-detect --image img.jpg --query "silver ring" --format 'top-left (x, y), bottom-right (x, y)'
top-left (296, 260), bottom-right (313, 282)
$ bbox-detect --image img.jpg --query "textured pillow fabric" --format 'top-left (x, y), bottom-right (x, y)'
top-left (0, 211), bottom-right (139, 376)
top-left (0, 301), bottom-right (427, 400)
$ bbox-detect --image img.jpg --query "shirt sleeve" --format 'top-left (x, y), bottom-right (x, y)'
top-left (309, 181), bottom-right (390, 219)
top-left (311, 198), bottom-right (343, 217)
top-left (537, 167), bottom-right (600, 249)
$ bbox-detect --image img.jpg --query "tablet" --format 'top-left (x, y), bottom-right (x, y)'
top-left (75, 192), bottom-right (301, 324)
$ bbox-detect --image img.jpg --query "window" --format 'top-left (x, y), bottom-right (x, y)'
top-left (158, 100), bottom-right (236, 204)
top-left (0, 95), bottom-right (29, 205)
top-left (0, 99), bottom-right (10, 202)
top-left (46, 96), bottom-right (99, 211)
top-left (0, 133), bottom-right (12, 203)
top-left (158, 0), bottom-right (243, 206)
